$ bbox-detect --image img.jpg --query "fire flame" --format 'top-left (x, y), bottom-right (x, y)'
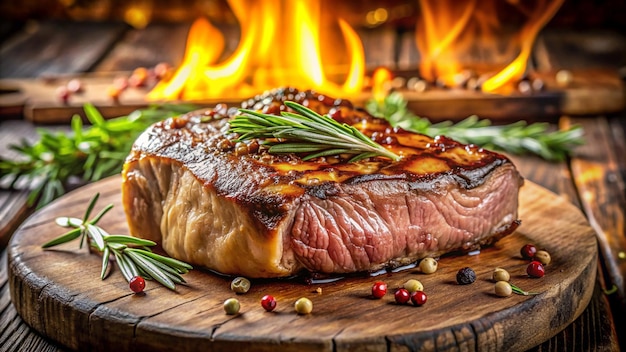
top-left (148, 0), bottom-right (564, 102)
top-left (416, 0), bottom-right (564, 93)
top-left (147, 0), bottom-right (364, 102)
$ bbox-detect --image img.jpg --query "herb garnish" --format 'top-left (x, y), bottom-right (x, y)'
top-left (229, 101), bottom-right (400, 162)
top-left (0, 103), bottom-right (197, 208)
top-left (1, 92), bottom-right (585, 210)
top-left (43, 193), bottom-right (192, 290)
top-left (510, 282), bottom-right (539, 296)
top-left (366, 92), bottom-right (584, 161)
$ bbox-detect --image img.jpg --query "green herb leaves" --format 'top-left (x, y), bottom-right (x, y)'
top-left (366, 92), bottom-right (585, 161)
top-left (0, 103), bottom-right (197, 208)
top-left (229, 101), bottom-right (400, 162)
top-left (42, 193), bottom-right (192, 291)
top-left (510, 282), bottom-right (539, 296)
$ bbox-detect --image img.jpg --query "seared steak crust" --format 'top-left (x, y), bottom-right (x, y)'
top-left (122, 89), bottom-right (524, 278)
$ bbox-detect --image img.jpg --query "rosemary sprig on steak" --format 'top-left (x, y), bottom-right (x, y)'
top-left (229, 101), bottom-right (401, 162)
top-left (42, 193), bottom-right (193, 290)
top-left (366, 92), bottom-right (585, 161)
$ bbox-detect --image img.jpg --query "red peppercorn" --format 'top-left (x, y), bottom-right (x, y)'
top-left (56, 86), bottom-right (70, 104)
top-left (410, 291), bottom-right (427, 306)
top-left (527, 261), bottom-right (545, 278)
top-left (371, 281), bottom-right (387, 299)
top-left (261, 295), bottom-right (277, 312)
top-left (129, 276), bottom-right (145, 293)
top-left (394, 288), bottom-right (411, 304)
top-left (520, 244), bottom-right (537, 259)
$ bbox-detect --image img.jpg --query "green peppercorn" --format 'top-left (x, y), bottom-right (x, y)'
top-left (495, 281), bottom-right (512, 297)
top-left (294, 297), bottom-right (313, 314)
top-left (403, 279), bottom-right (424, 293)
top-left (419, 258), bottom-right (438, 274)
top-left (230, 277), bottom-right (251, 294)
top-left (492, 268), bottom-right (510, 282)
top-left (223, 298), bottom-right (240, 315)
top-left (535, 250), bottom-right (551, 265)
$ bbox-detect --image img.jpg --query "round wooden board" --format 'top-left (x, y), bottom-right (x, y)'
top-left (8, 176), bottom-right (597, 352)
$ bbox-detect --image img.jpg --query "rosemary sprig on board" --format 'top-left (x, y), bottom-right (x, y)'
top-left (42, 193), bottom-right (193, 290)
top-left (0, 103), bottom-right (197, 208)
top-left (510, 283), bottom-right (539, 296)
top-left (366, 92), bottom-right (585, 161)
top-left (229, 101), bottom-right (400, 162)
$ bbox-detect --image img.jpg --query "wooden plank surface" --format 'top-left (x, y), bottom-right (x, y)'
top-left (2, 69), bottom-right (622, 124)
top-left (564, 116), bottom-right (626, 311)
top-left (0, 246), bottom-right (619, 351)
top-left (0, 120), bottom-right (40, 248)
top-left (93, 22), bottom-right (191, 72)
top-left (0, 21), bottom-right (127, 79)
top-left (8, 176), bottom-right (598, 351)
top-left (533, 29), bottom-right (626, 71)
top-left (0, 73), bottom-right (152, 123)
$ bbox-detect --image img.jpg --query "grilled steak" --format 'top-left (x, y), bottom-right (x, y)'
top-left (122, 89), bottom-right (523, 278)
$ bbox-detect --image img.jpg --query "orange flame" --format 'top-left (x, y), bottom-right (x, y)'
top-left (147, 0), bottom-right (364, 102)
top-left (371, 67), bottom-right (393, 103)
top-left (416, 0), bottom-right (564, 93)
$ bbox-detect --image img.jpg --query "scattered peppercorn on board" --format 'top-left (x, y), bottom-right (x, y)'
top-left (7, 176), bottom-right (597, 352)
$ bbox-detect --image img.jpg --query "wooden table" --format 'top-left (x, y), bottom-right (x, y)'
top-left (1, 19), bottom-right (625, 351)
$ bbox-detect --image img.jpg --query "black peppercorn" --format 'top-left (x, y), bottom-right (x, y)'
top-left (456, 267), bottom-right (476, 285)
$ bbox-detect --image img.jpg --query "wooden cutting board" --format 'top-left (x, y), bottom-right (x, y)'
top-left (8, 176), bottom-right (597, 352)
top-left (1, 69), bottom-right (623, 124)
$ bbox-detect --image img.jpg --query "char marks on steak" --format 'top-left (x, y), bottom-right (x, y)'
top-left (122, 88), bottom-right (523, 278)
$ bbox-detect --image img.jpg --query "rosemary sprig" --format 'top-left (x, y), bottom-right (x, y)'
top-left (42, 193), bottom-right (192, 290)
top-left (366, 92), bottom-right (585, 161)
top-left (0, 103), bottom-right (197, 209)
top-left (229, 101), bottom-right (400, 162)
top-left (510, 282), bottom-right (539, 296)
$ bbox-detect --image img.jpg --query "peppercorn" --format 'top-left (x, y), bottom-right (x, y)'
top-left (492, 268), bottom-right (510, 282)
top-left (294, 297), bottom-right (313, 314)
top-left (56, 86), bottom-right (71, 104)
top-left (410, 291), bottom-right (427, 306)
top-left (403, 279), bottom-right (424, 293)
top-left (230, 277), bottom-right (251, 294)
top-left (527, 261), bottom-right (545, 278)
top-left (261, 295), bottom-right (277, 312)
top-left (456, 267), bottom-right (476, 285)
top-left (419, 258), bottom-right (438, 274)
top-left (129, 276), bottom-right (145, 293)
top-left (394, 288), bottom-right (411, 304)
top-left (66, 78), bottom-right (83, 93)
top-left (223, 298), bottom-right (240, 315)
top-left (534, 250), bottom-right (551, 265)
top-left (495, 281), bottom-right (512, 297)
top-left (371, 281), bottom-right (387, 299)
top-left (520, 244), bottom-right (537, 259)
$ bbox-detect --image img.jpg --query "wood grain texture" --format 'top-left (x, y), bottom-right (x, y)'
top-left (93, 22), bottom-right (191, 73)
top-left (2, 70), bottom-right (623, 124)
top-left (0, 248), bottom-right (619, 352)
top-left (0, 250), bottom-right (65, 352)
top-left (0, 120), bottom-right (40, 247)
top-left (533, 30), bottom-right (626, 71)
top-left (0, 74), bottom-right (151, 124)
top-left (8, 176), bottom-right (597, 352)
top-left (563, 116), bottom-right (626, 312)
top-left (0, 21), bottom-right (127, 79)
